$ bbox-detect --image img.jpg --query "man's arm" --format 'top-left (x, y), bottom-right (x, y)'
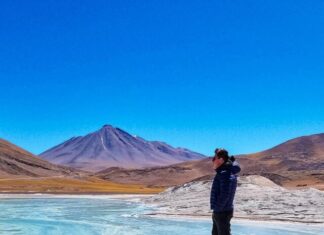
top-left (232, 161), bottom-right (241, 175)
top-left (210, 177), bottom-right (218, 210)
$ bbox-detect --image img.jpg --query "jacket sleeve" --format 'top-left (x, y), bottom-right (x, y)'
top-left (210, 177), bottom-right (217, 210)
top-left (232, 161), bottom-right (241, 175)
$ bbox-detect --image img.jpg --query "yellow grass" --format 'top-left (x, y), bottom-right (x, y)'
top-left (0, 177), bottom-right (165, 194)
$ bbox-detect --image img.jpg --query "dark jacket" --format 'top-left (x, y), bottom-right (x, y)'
top-left (210, 160), bottom-right (241, 213)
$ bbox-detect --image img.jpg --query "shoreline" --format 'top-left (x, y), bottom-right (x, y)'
top-left (0, 193), bottom-right (154, 199)
top-left (0, 191), bottom-right (156, 196)
top-left (1, 193), bottom-right (323, 228)
top-left (143, 212), bottom-right (324, 227)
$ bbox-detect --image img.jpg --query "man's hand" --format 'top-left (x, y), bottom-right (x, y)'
top-left (212, 157), bottom-right (224, 170)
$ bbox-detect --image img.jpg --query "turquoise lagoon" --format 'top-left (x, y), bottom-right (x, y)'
top-left (0, 196), bottom-right (322, 235)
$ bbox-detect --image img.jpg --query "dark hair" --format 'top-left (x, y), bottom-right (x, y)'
top-left (215, 148), bottom-right (229, 161)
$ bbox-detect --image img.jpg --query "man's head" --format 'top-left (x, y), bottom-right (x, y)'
top-left (212, 148), bottom-right (229, 169)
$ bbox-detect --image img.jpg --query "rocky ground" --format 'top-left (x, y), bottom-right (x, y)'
top-left (142, 175), bottom-right (324, 224)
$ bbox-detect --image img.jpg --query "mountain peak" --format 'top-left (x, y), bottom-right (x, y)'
top-left (98, 124), bottom-right (117, 134)
top-left (40, 125), bottom-right (205, 172)
top-left (101, 124), bottom-right (114, 129)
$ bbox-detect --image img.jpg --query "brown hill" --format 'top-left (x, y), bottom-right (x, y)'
top-left (240, 133), bottom-right (324, 171)
top-left (95, 133), bottom-right (324, 190)
top-left (0, 138), bottom-right (164, 194)
top-left (0, 138), bottom-right (78, 178)
top-left (95, 158), bottom-right (213, 187)
top-left (237, 133), bottom-right (324, 189)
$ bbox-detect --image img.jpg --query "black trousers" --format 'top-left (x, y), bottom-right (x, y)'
top-left (212, 210), bottom-right (233, 235)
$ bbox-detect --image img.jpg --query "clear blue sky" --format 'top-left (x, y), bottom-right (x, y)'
top-left (1, 0), bottom-right (323, 156)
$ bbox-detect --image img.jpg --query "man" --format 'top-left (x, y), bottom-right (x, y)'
top-left (210, 148), bottom-right (241, 235)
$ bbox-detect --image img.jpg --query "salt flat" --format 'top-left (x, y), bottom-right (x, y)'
top-left (143, 175), bottom-right (324, 225)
